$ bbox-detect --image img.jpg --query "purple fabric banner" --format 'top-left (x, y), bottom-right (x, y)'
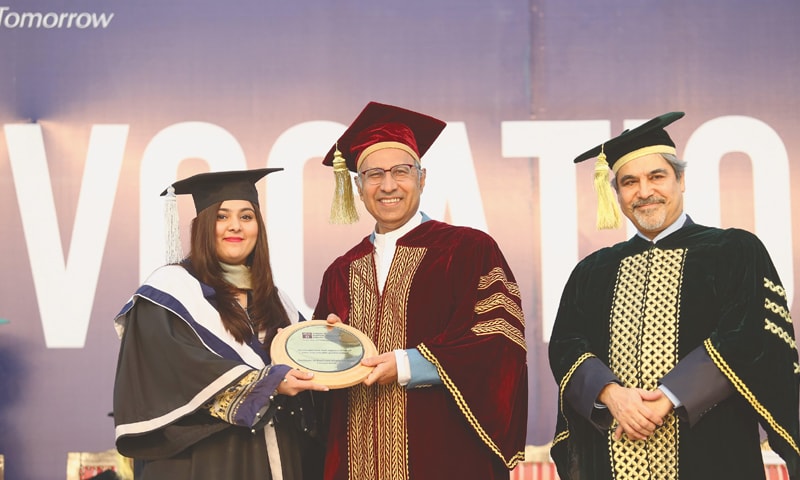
top-left (1, 1), bottom-right (799, 478)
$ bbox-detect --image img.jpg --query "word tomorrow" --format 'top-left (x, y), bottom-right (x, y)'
top-left (0, 7), bottom-right (114, 29)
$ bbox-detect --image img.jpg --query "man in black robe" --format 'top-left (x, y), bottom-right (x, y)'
top-left (549, 112), bottom-right (800, 480)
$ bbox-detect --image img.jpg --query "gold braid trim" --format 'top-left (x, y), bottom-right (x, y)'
top-left (417, 343), bottom-right (525, 469)
top-left (471, 319), bottom-right (527, 351)
top-left (346, 250), bottom-right (418, 480)
top-left (478, 267), bottom-right (521, 299)
top-left (764, 277), bottom-right (788, 300)
top-left (474, 292), bottom-right (525, 327)
top-left (765, 298), bottom-right (793, 324)
top-left (552, 352), bottom-right (596, 448)
top-left (553, 429), bottom-right (569, 446)
top-left (704, 338), bottom-right (800, 456)
top-left (372, 247), bottom-right (422, 480)
top-left (606, 248), bottom-right (683, 479)
top-left (205, 368), bottom-right (265, 422)
top-left (764, 319), bottom-right (797, 349)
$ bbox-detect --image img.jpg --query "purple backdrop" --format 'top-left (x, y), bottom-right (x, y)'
top-left (1, 1), bottom-right (799, 478)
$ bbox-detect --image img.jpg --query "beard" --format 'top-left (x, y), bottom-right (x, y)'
top-left (631, 198), bottom-right (667, 232)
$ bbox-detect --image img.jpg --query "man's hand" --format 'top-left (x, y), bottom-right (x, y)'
top-left (324, 313), bottom-right (395, 386)
top-left (598, 383), bottom-right (665, 440)
top-left (361, 352), bottom-right (398, 386)
top-left (643, 393), bottom-right (674, 421)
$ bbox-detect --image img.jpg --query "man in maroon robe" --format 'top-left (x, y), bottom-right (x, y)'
top-left (313, 101), bottom-right (528, 479)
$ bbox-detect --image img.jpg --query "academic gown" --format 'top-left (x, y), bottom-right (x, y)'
top-left (314, 219), bottom-right (528, 480)
top-left (549, 222), bottom-right (800, 480)
top-left (113, 265), bottom-right (323, 480)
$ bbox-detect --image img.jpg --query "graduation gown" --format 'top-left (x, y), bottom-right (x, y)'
top-left (113, 265), bottom-right (322, 480)
top-left (313, 219), bottom-right (528, 480)
top-left (549, 222), bottom-right (800, 480)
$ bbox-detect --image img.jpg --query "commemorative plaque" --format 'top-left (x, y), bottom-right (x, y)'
top-left (270, 320), bottom-right (378, 389)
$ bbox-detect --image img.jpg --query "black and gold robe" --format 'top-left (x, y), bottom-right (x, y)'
top-left (549, 221), bottom-right (800, 480)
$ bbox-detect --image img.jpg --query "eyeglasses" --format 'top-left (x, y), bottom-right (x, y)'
top-left (359, 164), bottom-right (418, 185)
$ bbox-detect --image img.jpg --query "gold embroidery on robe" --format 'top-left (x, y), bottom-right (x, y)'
top-left (418, 343), bottom-right (526, 468)
top-left (204, 369), bottom-right (264, 422)
top-left (478, 266), bottom-right (522, 298)
top-left (764, 277), bottom-right (787, 299)
top-left (705, 339), bottom-right (800, 456)
top-left (608, 248), bottom-right (685, 479)
top-left (416, 262), bottom-right (527, 469)
top-left (345, 246), bottom-right (426, 480)
top-left (765, 319), bottom-right (797, 349)
top-left (553, 352), bottom-right (596, 447)
top-left (765, 298), bottom-right (792, 324)
top-left (471, 319), bottom-right (526, 351)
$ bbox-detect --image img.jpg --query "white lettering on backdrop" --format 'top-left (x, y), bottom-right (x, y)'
top-left (3, 116), bottom-right (793, 347)
top-left (5, 124), bottom-right (128, 348)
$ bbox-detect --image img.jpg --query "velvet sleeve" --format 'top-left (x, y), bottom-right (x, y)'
top-left (659, 345), bottom-right (734, 425)
top-left (548, 256), bottom-right (614, 415)
top-left (548, 256), bottom-right (607, 384)
top-left (416, 232), bottom-right (528, 468)
top-left (547, 253), bottom-right (617, 475)
top-left (564, 357), bottom-right (619, 426)
top-left (700, 229), bottom-right (800, 475)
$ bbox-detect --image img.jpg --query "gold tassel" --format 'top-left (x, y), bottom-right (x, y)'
top-left (117, 453), bottom-right (135, 480)
top-left (164, 186), bottom-right (184, 264)
top-left (329, 145), bottom-right (359, 224)
top-left (593, 149), bottom-right (621, 229)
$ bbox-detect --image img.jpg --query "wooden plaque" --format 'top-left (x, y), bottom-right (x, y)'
top-left (270, 320), bottom-right (378, 389)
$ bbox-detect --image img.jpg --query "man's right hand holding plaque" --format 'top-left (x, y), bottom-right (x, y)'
top-left (270, 317), bottom-right (377, 389)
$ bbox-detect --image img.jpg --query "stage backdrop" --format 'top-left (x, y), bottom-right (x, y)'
top-left (1, 1), bottom-right (799, 478)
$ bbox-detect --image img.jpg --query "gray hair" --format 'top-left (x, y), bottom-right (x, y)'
top-left (611, 153), bottom-right (686, 190)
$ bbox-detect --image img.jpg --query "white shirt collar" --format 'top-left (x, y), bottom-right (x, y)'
top-left (374, 211), bottom-right (423, 243)
top-left (373, 212), bottom-right (423, 292)
top-left (636, 212), bottom-right (688, 243)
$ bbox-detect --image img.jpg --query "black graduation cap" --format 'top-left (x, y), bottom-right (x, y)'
top-left (159, 168), bottom-right (283, 264)
top-left (160, 168), bottom-right (283, 215)
top-left (574, 111), bottom-right (685, 172)
top-left (572, 112), bottom-right (685, 230)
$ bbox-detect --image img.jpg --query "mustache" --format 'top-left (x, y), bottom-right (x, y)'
top-left (632, 197), bottom-right (666, 208)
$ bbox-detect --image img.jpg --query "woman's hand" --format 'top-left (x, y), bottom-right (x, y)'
top-left (277, 369), bottom-right (329, 395)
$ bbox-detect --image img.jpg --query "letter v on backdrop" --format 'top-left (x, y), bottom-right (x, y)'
top-left (5, 123), bottom-right (127, 348)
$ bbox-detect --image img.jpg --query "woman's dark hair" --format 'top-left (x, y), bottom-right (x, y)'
top-left (185, 201), bottom-right (290, 346)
